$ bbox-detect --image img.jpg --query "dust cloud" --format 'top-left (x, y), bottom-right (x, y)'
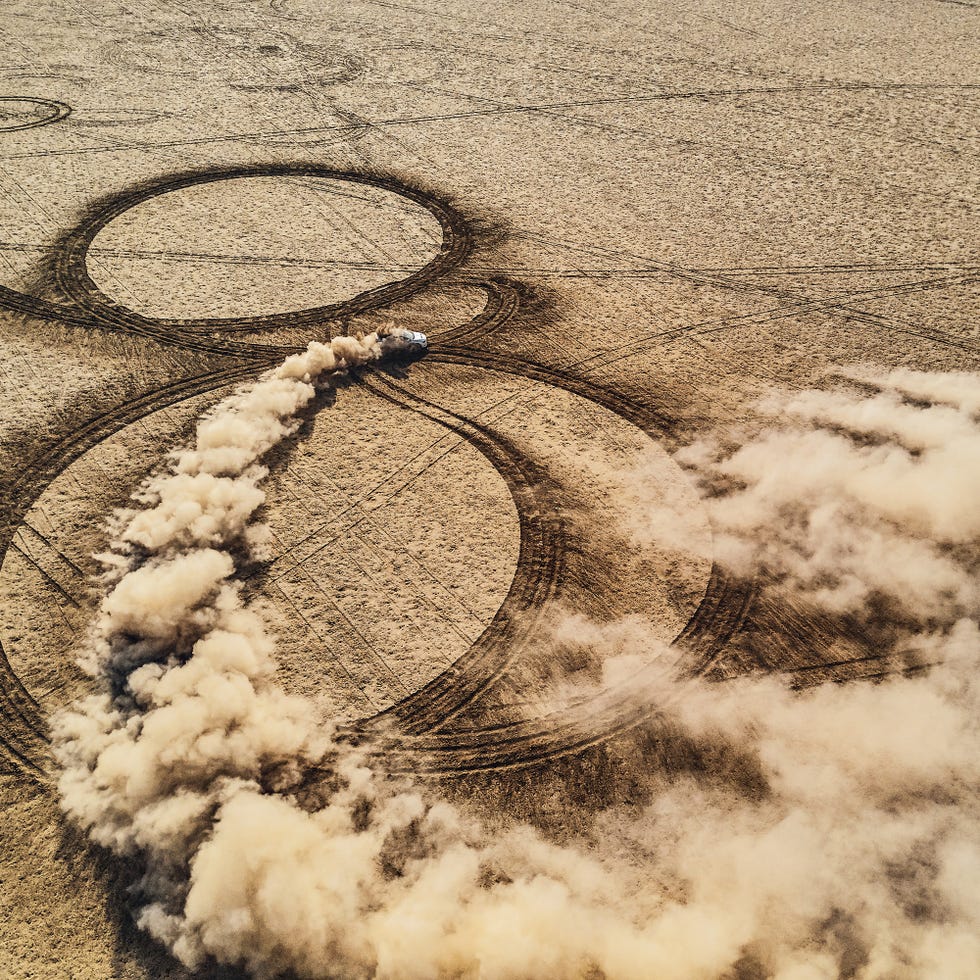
top-left (53, 359), bottom-right (980, 979)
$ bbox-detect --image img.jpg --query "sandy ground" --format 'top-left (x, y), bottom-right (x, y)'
top-left (0, 1), bottom-right (977, 976)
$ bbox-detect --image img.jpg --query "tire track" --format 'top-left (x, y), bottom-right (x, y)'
top-left (0, 96), bottom-right (71, 133)
top-left (0, 166), bottom-right (473, 359)
top-left (54, 166), bottom-right (471, 349)
top-left (427, 347), bottom-right (678, 441)
top-left (344, 361), bottom-right (754, 771)
top-left (0, 361), bottom-right (271, 782)
top-left (371, 562), bottom-right (754, 775)
top-left (352, 373), bottom-right (568, 736)
top-left (433, 277), bottom-right (523, 347)
top-left (518, 234), bottom-right (980, 373)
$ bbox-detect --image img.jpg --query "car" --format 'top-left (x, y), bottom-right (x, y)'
top-left (379, 328), bottom-right (428, 356)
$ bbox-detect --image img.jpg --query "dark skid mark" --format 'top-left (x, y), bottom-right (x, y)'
top-left (0, 164), bottom-right (474, 359)
top-left (0, 164), bottom-right (756, 784)
top-left (0, 96), bottom-right (71, 133)
top-left (0, 364), bottom-right (273, 781)
top-left (345, 360), bottom-right (755, 774)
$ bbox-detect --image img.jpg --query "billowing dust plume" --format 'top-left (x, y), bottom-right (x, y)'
top-left (53, 359), bottom-right (980, 979)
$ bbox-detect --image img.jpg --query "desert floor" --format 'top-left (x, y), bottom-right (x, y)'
top-left (0, 1), bottom-right (977, 976)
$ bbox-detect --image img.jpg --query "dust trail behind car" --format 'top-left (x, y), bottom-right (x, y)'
top-left (53, 348), bottom-right (980, 979)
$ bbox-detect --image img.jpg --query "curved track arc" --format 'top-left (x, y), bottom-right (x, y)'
top-left (56, 166), bottom-right (473, 337)
top-left (351, 373), bottom-right (567, 737)
top-left (348, 356), bottom-right (754, 773)
top-left (0, 97), bottom-right (71, 133)
top-left (0, 362), bottom-right (274, 782)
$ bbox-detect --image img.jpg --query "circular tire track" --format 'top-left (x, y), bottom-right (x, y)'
top-left (0, 97), bottom-right (71, 133)
top-left (0, 167), bottom-right (755, 782)
top-left (0, 310), bottom-right (755, 781)
top-left (349, 357), bottom-right (755, 774)
top-left (54, 165), bottom-right (472, 342)
top-left (0, 361), bottom-right (274, 782)
top-left (0, 165), bottom-right (472, 360)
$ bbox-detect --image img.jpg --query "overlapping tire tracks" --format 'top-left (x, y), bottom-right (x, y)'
top-left (353, 358), bottom-right (754, 774)
top-left (0, 363), bottom-right (271, 784)
top-left (0, 165), bottom-right (759, 783)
